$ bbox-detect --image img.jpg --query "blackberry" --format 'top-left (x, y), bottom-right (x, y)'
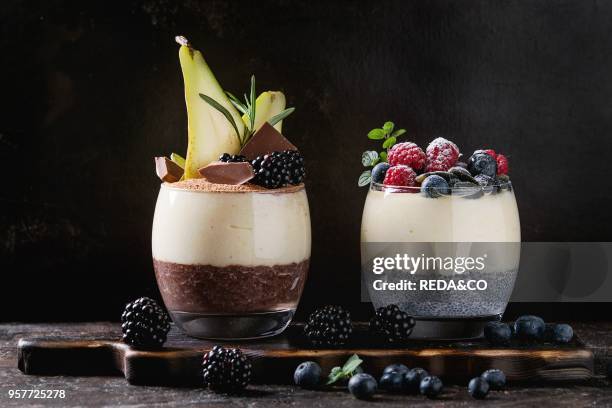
top-left (219, 153), bottom-right (247, 163)
top-left (303, 305), bottom-right (352, 346)
top-left (251, 150), bottom-right (305, 189)
top-left (121, 297), bottom-right (171, 348)
top-left (369, 304), bottom-right (415, 343)
top-left (202, 345), bottom-right (252, 392)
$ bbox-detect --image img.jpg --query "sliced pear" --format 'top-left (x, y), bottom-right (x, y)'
top-left (177, 36), bottom-right (244, 179)
top-left (242, 91), bottom-right (286, 133)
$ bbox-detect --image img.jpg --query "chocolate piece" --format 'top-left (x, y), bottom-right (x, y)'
top-left (239, 122), bottom-right (297, 160)
top-left (198, 161), bottom-right (254, 185)
top-left (155, 157), bottom-right (183, 183)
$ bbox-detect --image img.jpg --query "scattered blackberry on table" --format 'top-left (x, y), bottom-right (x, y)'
top-left (513, 315), bottom-right (546, 342)
top-left (404, 368), bottom-right (429, 393)
top-left (348, 373), bottom-right (377, 400)
top-left (294, 361), bottom-right (322, 389)
top-left (468, 376), bottom-right (490, 399)
top-left (219, 153), bottom-right (247, 163)
top-left (251, 150), bottom-right (305, 189)
top-left (419, 375), bottom-right (443, 398)
top-left (371, 162), bottom-right (391, 184)
top-left (481, 369), bottom-right (506, 390)
top-left (467, 151), bottom-right (497, 178)
top-left (202, 345), bottom-right (252, 392)
top-left (121, 297), bottom-right (171, 348)
top-left (303, 305), bottom-right (352, 346)
top-left (484, 322), bottom-right (512, 345)
top-left (370, 304), bottom-right (415, 343)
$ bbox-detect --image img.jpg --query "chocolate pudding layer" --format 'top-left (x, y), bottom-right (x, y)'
top-left (154, 259), bottom-right (309, 314)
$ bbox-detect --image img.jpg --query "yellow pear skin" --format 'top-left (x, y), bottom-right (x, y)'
top-left (242, 91), bottom-right (286, 133)
top-left (178, 39), bottom-right (244, 179)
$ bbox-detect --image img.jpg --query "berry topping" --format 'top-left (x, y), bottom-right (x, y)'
top-left (303, 305), bottom-right (353, 346)
top-left (420, 375), bottom-right (443, 398)
top-left (251, 150), bottom-right (305, 189)
top-left (383, 165), bottom-right (417, 187)
top-left (121, 297), bottom-right (171, 348)
top-left (388, 142), bottom-right (427, 170)
top-left (202, 345), bottom-right (252, 392)
top-left (348, 373), bottom-right (377, 400)
top-left (369, 304), bottom-right (415, 342)
top-left (219, 153), bottom-right (247, 163)
top-left (421, 175), bottom-right (450, 198)
top-left (468, 376), bottom-right (490, 399)
top-left (481, 369), bottom-right (506, 390)
top-left (474, 174), bottom-right (497, 194)
top-left (425, 137), bottom-right (460, 172)
top-left (371, 162), bottom-right (391, 184)
top-left (496, 153), bottom-right (509, 175)
top-left (294, 361), bottom-right (322, 389)
top-left (467, 151), bottom-right (497, 178)
top-left (483, 149), bottom-right (497, 159)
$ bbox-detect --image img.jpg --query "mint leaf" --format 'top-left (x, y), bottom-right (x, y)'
top-left (383, 121), bottom-right (395, 134)
top-left (361, 150), bottom-right (379, 167)
top-left (342, 354), bottom-right (363, 373)
top-left (367, 129), bottom-right (385, 140)
top-left (382, 136), bottom-right (397, 149)
top-left (380, 151), bottom-right (388, 162)
top-left (358, 170), bottom-right (372, 187)
top-left (391, 128), bottom-right (406, 138)
top-left (326, 367), bottom-right (344, 385)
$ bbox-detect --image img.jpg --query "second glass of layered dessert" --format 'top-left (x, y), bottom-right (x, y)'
top-left (360, 132), bottom-right (520, 339)
top-left (152, 37), bottom-right (310, 339)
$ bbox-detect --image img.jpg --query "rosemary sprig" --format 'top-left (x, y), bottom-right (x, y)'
top-left (199, 75), bottom-right (295, 148)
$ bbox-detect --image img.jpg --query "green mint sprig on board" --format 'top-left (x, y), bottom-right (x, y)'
top-left (358, 121), bottom-right (407, 186)
top-left (326, 354), bottom-right (363, 385)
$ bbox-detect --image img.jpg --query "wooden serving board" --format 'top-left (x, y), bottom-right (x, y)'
top-left (18, 323), bottom-right (593, 386)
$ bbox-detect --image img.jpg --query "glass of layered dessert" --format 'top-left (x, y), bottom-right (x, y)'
top-left (359, 130), bottom-right (520, 339)
top-left (152, 37), bottom-right (310, 339)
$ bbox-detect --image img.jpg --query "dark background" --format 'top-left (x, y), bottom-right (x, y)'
top-left (1, 0), bottom-right (611, 322)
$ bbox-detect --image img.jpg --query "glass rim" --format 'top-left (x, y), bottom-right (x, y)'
top-left (370, 180), bottom-right (512, 193)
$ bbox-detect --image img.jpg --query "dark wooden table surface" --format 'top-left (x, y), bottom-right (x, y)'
top-left (2, 322), bottom-right (612, 407)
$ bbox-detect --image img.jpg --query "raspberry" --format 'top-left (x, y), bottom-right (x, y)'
top-left (425, 137), bottom-right (460, 172)
top-left (387, 142), bottom-right (426, 170)
top-left (496, 154), bottom-right (509, 175)
top-left (483, 149), bottom-right (497, 159)
top-left (383, 165), bottom-right (417, 187)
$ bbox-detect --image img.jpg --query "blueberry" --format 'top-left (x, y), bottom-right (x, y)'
top-left (468, 376), bottom-right (490, 399)
top-left (481, 369), bottom-right (506, 390)
top-left (379, 371), bottom-right (405, 393)
top-left (348, 373), bottom-right (377, 400)
top-left (552, 323), bottom-right (574, 344)
top-left (404, 368), bottom-right (429, 393)
top-left (382, 363), bottom-right (409, 375)
top-left (421, 175), bottom-right (450, 198)
top-left (467, 152), bottom-right (497, 178)
top-left (293, 361), bottom-right (322, 389)
top-left (419, 375), bottom-right (443, 398)
top-left (371, 162), bottom-right (391, 184)
top-left (474, 174), bottom-right (497, 194)
top-left (484, 322), bottom-right (512, 345)
top-left (513, 315), bottom-right (546, 342)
